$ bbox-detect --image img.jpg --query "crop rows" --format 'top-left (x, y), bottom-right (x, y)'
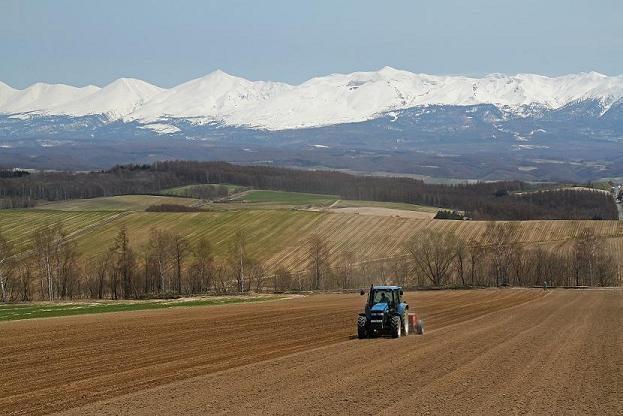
top-left (1, 210), bottom-right (621, 272)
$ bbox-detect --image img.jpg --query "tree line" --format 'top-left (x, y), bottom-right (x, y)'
top-left (0, 161), bottom-right (617, 220)
top-left (0, 222), bottom-right (618, 302)
top-left (403, 224), bottom-right (618, 288)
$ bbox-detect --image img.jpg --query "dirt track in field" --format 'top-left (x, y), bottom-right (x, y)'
top-left (1, 289), bottom-right (622, 415)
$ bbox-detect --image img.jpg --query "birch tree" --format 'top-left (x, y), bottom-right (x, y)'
top-left (0, 232), bottom-right (14, 302)
top-left (32, 223), bottom-right (65, 301)
top-left (171, 233), bottom-right (190, 295)
top-left (307, 234), bottom-right (330, 290)
top-left (231, 229), bottom-right (248, 292)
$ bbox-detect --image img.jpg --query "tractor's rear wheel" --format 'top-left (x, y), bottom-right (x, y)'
top-left (391, 315), bottom-right (402, 338)
top-left (357, 316), bottom-right (367, 339)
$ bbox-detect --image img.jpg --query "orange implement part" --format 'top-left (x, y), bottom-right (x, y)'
top-left (408, 313), bottom-right (418, 328)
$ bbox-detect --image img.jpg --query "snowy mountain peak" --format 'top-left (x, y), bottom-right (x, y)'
top-left (0, 81), bottom-right (16, 91)
top-left (130, 70), bottom-right (291, 123)
top-left (1, 68), bottom-right (623, 130)
top-left (2, 83), bottom-right (100, 114)
top-left (50, 78), bottom-right (164, 118)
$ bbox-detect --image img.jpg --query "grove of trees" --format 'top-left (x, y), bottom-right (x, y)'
top-left (0, 221), bottom-right (618, 303)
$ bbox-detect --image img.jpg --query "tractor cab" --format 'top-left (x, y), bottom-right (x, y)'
top-left (366, 286), bottom-right (401, 311)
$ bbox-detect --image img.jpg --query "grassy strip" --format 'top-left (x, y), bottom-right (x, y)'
top-left (233, 190), bottom-right (338, 205)
top-left (160, 184), bottom-right (245, 197)
top-left (0, 296), bottom-right (281, 322)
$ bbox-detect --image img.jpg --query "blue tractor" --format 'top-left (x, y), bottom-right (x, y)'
top-left (357, 285), bottom-right (423, 338)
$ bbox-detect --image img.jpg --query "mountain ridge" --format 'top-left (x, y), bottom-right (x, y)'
top-left (2, 68), bottom-right (623, 130)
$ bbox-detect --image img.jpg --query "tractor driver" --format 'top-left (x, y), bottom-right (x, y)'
top-left (378, 292), bottom-right (390, 304)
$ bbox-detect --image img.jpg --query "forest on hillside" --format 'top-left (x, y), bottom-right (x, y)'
top-left (0, 161), bottom-right (617, 220)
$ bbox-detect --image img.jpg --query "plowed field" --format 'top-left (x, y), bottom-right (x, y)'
top-left (1, 289), bottom-right (622, 415)
top-left (3, 211), bottom-right (623, 273)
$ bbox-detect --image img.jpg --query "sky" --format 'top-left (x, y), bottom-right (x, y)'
top-left (1, 0), bottom-right (622, 88)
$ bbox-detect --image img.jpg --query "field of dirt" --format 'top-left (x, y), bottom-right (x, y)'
top-left (326, 206), bottom-right (436, 219)
top-left (1, 289), bottom-right (622, 415)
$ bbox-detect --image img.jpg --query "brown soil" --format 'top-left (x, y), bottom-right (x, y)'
top-left (1, 289), bottom-right (621, 415)
top-left (327, 206), bottom-right (435, 219)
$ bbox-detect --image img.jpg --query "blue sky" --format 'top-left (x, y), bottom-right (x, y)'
top-left (1, 0), bottom-right (622, 88)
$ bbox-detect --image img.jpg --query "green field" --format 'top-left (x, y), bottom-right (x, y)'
top-left (0, 209), bottom-right (328, 260)
top-left (160, 184), bottom-right (246, 198)
top-left (33, 191), bottom-right (439, 214)
top-left (332, 199), bottom-right (440, 212)
top-left (0, 296), bottom-right (281, 321)
top-left (230, 190), bottom-right (339, 206)
top-left (38, 195), bottom-right (205, 211)
top-left (0, 210), bottom-right (125, 251)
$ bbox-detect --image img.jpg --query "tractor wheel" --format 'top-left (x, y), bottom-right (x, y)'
top-left (391, 315), bottom-right (402, 338)
top-left (357, 316), bottom-right (367, 339)
top-left (415, 319), bottom-right (424, 335)
top-left (402, 314), bottom-right (409, 336)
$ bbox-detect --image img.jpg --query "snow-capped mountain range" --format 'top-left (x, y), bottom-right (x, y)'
top-left (2, 67), bottom-right (623, 131)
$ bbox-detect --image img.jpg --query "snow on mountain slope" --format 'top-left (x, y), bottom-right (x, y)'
top-left (1, 68), bottom-right (623, 130)
top-left (0, 83), bottom-right (100, 114)
top-left (51, 78), bottom-right (164, 118)
top-left (0, 81), bottom-right (17, 108)
top-left (130, 70), bottom-right (291, 124)
top-left (200, 67), bottom-right (623, 129)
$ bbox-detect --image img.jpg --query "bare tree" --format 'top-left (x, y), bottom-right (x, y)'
top-left (337, 250), bottom-right (356, 289)
top-left (213, 260), bottom-right (232, 294)
top-left (189, 238), bottom-right (214, 293)
top-left (307, 234), bottom-right (330, 290)
top-left (15, 260), bottom-right (34, 302)
top-left (32, 223), bottom-right (66, 300)
top-left (594, 253), bottom-right (617, 287)
top-left (0, 232), bottom-right (15, 302)
top-left (111, 226), bottom-right (136, 299)
top-left (146, 228), bottom-right (172, 293)
top-left (486, 222), bottom-right (520, 286)
top-left (467, 244), bottom-right (485, 286)
top-left (405, 230), bottom-right (459, 286)
top-left (247, 259), bottom-right (266, 292)
top-left (230, 229), bottom-right (248, 292)
top-left (57, 240), bottom-right (80, 299)
top-left (508, 245), bottom-right (528, 286)
top-left (171, 233), bottom-right (190, 295)
top-left (272, 266), bottom-right (293, 292)
top-left (93, 250), bottom-right (112, 299)
top-left (571, 227), bottom-right (601, 286)
top-left (454, 238), bottom-right (468, 286)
